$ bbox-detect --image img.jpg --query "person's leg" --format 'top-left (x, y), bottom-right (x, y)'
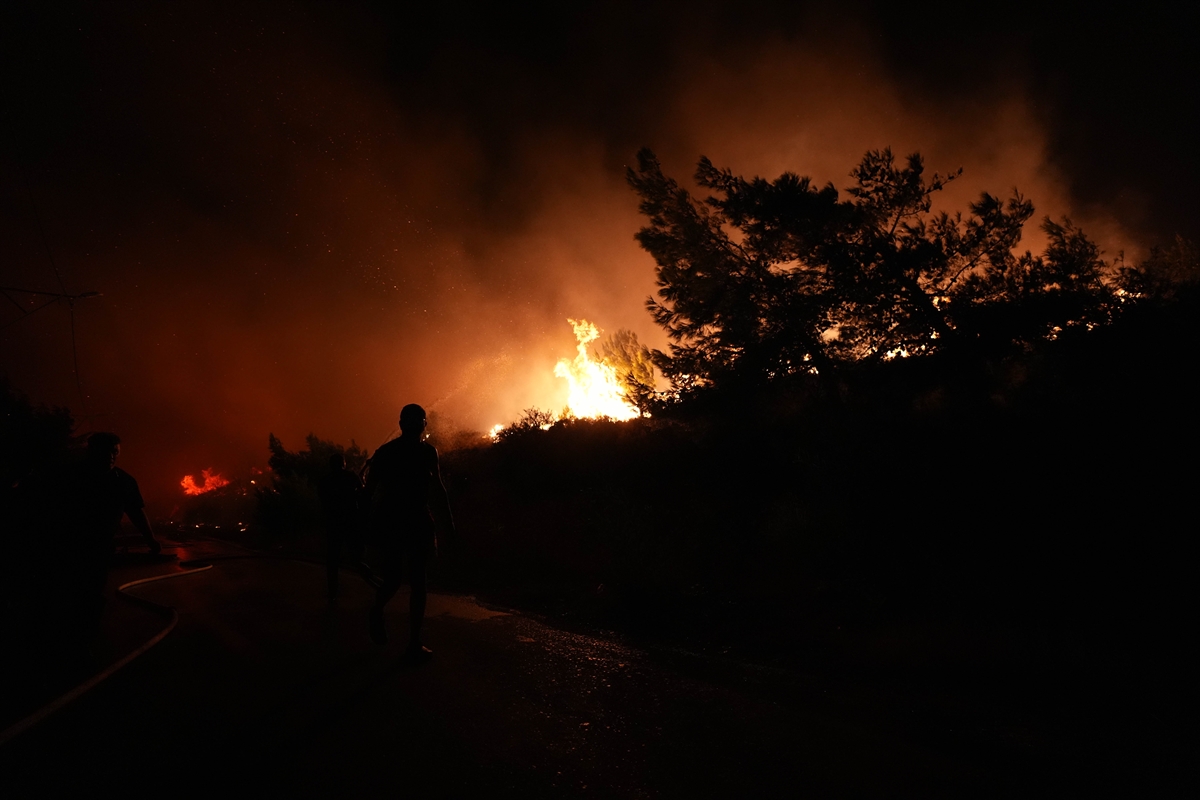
top-left (57, 551), bottom-right (109, 673)
top-left (370, 540), bottom-right (401, 644)
top-left (408, 551), bottom-right (427, 652)
top-left (347, 519), bottom-right (365, 568)
top-left (60, 557), bottom-right (106, 665)
top-left (325, 526), bottom-right (341, 602)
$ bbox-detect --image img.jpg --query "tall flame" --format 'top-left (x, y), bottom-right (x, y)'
top-left (181, 468), bottom-right (230, 496)
top-left (553, 319), bottom-right (640, 421)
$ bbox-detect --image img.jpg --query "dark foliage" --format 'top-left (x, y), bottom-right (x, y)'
top-left (0, 382), bottom-right (86, 711)
top-left (495, 408), bottom-right (557, 442)
top-left (0, 377), bottom-right (79, 582)
top-left (1116, 234), bottom-right (1200, 299)
top-left (255, 433), bottom-right (367, 542)
top-left (439, 290), bottom-right (1199, 741)
top-left (627, 148), bottom-right (1117, 393)
top-left (0, 375), bottom-right (77, 505)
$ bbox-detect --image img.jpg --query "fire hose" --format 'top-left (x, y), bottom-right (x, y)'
top-left (0, 547), bottom-right (385, 747)
top-left (0, 563), bottom-right (212, 747)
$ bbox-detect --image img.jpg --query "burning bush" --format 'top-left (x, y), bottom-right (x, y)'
top-left (171, 474), bottom-right (256, 536)
top-left (180, 468), bottom-right (230, 496)
top-left (494, 408), bottom-right (557, 443)
top-left (486, 320), bottom-right (661, 442)
top-left (554, 319), bottom-right (642, 421)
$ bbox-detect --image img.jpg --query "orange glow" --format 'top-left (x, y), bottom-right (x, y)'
top-left (553, 319), bottom-right (640, 421)
top-left (181, 468), bottom-right (230, 496)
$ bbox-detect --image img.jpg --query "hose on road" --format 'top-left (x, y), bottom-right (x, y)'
top-left (0, 563), bottom-right (212, 747)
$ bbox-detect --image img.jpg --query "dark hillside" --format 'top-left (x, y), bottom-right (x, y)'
top-left (440, 293), bottom-right (1200, 743)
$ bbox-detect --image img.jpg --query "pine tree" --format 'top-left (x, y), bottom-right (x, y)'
top-left (627, 147), bottom-right (1115, 392)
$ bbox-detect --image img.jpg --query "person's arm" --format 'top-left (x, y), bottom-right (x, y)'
top-left (128, 507), bottom-right (161, 555)
top-left (123, 472), bottom-right (161, 554)
top-left (430, 449), bottom-right (455, 538)
top-left (362, 455), bottom-right (376, 497)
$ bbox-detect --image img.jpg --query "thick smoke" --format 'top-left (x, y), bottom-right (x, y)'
top-left (0, 4), bottom-right (1156, 508)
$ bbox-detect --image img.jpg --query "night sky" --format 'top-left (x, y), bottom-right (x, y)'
top-left (2, 2), bottom-right (1194, 509)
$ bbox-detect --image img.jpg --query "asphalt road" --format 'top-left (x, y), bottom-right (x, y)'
top-left (0, 541), bottom-right (1017, 798)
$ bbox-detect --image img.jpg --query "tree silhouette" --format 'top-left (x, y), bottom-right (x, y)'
top-left (495, 408), bottom-right (557, 442)
top-left (0, 377), bottom-right (76, 502)
top-left (258, 433), bottom-right (367, 540)
top-left (267, 433), bottom-right (367, 482)
top-left (1117, 235), bottom-right (1200, 300)
top-left (627, 147), bottom-right (1115, 392)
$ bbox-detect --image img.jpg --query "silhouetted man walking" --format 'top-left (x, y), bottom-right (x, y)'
top-left (364, 404), bottom-right (454, 659)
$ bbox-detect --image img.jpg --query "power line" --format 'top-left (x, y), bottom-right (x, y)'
top-left (0, 287), bottom-right (100, 413)
top-left (0, 296), bottom-right (60, 330)
top-left (0, 287), bottom-right (101, 300)
top-left (1, 288), bottom-right (27, 313)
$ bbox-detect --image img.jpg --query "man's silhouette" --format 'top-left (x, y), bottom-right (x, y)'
top-left (316, 452), bottom-right (363, 603)
top-left (60, 432), bottom-right (161, 642)
top-left (364, 404), bottom-right (454, 659)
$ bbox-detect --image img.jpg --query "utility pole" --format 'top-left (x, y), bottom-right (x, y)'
top-left (1, 286), bottom-right (102, 414)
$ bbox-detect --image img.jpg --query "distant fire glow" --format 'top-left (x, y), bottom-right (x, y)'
top-left (181, 468), bottom-right (230, 496)
top-left (554, 319), bottom-right (640, 421)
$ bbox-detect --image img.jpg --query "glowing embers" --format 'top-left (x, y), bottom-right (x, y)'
top-left (553, 318), bottom-right (640, 422)
top-left (181, 468), bottom-right (230, 496)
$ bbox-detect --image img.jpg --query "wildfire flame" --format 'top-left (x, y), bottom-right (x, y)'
top-left (181, 468), bottom-right (230, 496)
top-left (553, 319), bottom-right (640, 421)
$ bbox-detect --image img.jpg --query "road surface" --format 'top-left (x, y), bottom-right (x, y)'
top-left (1, 539), bottom-right (1023, 797)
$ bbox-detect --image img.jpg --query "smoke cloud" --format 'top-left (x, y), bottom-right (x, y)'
top-left (0, 3), bottom-right (1171, 508)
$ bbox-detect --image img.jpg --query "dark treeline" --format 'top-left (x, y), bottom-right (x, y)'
top-left (446, 288), bottom-right (1199, 637)
top-left (625, 147), bottom-right (1190, 394)
top-left (253, 433), bottom-right (368, 543)
top-left (245, 420), bottom-right (479, 546)
top-left (0, 377), bottom-right (77, 506)
top-left (1, 377), bottom-right (79, 584)
top-left (436, 149), bottom-right (1200, 761)
top-left (441, 151), bottom-right (1195, 668)
top-left (0, 382), bottom-right (95, 715)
